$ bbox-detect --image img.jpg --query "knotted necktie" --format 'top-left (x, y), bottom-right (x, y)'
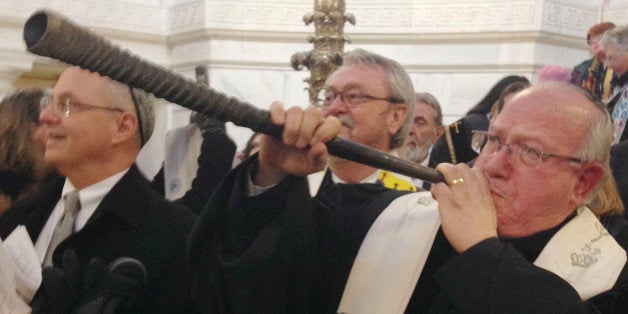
top-left (43, 190), bottom-right (80, 266)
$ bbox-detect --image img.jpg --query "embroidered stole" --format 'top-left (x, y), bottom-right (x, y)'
top-left (339, 205), bottom-right (626, 313)
top-left (534, 207), bottom-right (627, 300)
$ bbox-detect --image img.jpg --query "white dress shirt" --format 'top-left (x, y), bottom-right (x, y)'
top-left (34, 169), bottom-right (129, 264)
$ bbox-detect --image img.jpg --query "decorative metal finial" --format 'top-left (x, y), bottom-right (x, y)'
top-left (291, 0), bottom-right (355, 106)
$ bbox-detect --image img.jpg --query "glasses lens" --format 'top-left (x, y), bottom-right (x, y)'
top-left (39, 97), bottom-right (49, 112)
top-left (517, 145), bottom-right (543, 166)
top-left (471, 130), bottom-right (487, 154)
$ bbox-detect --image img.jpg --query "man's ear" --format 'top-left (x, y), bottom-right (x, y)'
top-left (571, 161), bottom-right (605, 206)
top-left (112, 112), bottom-right (138, 145)
top-left (387, 104), bottom-right (408, 135)
top-left (434, 125), bottom-right (446, 143)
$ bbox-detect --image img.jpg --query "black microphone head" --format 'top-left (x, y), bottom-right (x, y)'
top-left (77, 256), bottom-right (149, 314)
top-left (109, 257), bottom-right (146, 278)
top-left (107, 257), bottom-right (147, 308)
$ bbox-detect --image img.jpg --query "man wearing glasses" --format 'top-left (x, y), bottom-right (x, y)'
top-left (0, 66), bottom-right (197, 312)
top-left (189, 78), bottom-right (627, 312)
top-left (303, 49), bottom-right (417, 195)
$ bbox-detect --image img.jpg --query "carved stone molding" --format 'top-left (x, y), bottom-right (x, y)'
top-left (168, 0), bottom-right (205, 34)
top-left (0, 0), bottom-right (166, 34)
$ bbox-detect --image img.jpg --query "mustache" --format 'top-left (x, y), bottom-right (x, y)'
top-left (337, 114), bottom-right (355, 129)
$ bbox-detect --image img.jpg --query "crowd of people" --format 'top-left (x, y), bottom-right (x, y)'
top-left (0, 21), bottom-right (626, 313)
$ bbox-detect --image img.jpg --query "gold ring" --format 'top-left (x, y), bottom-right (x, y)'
top-left (450, 178), bottom-right (464, 185)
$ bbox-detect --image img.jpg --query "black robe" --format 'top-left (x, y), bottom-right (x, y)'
top-left (187, 157), bottom-right (628, 313)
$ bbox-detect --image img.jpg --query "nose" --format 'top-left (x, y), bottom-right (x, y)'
top-left (322, 94), bottom-right (348, 117)
top-left (475, 145), bottom-right (512, 179)
top-left (39, 102), bottom-right (60, 125)
top-left (409, 125), bottom-right (417, 135)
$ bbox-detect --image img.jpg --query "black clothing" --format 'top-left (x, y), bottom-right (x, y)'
top-left (430, 113), bottom-right (488, 165)
top-left (0, 169), bottom-right (34, 201)
top-left (152, 123), bottom-right (236, 214)
top-left (611, 141), bottom-right (628, 215)
top-left (188, 157), bottom-right (628, 313)
top-left (0, 165), bottom-right (198, 313)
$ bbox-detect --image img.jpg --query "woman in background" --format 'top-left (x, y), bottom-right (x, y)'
top-left (0, 89), bottom-right (51, 215)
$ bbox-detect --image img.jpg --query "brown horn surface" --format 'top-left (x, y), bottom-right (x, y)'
top-left (23, 10), bottom-right (445, 184)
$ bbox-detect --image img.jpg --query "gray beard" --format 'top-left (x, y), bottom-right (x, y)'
top-left (406, 137), bottom-right (433, 164)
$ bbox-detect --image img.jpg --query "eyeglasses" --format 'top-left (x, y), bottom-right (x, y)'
top-left (40, 95), bottom-right (124, 118)
top-left (471, 130), bottom-right (582, 167)
top-left (317, 88), bottom-right (401, 108)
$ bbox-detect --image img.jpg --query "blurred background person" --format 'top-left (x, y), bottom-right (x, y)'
top-left (571, 22), bottom-right (617, 101)
top-left (602, 24), bottom-right (628, 144)
top-left (0, 89), bottom-right (55, 215)
top-left (151, 112), bottom-right (236, 214)
top-left (537, 65), bottom-right (572, 83)
top-left (488, 80), bottom-right (532, 120)
top-left (602, 24), bottom-right (628, 209)
top-left (398, 92), bottom-right (445, 190)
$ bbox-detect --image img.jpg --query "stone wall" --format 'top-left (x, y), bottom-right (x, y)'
top-left (1, 0), bottom-right (626, 177)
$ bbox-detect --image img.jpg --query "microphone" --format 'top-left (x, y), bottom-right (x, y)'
top-left (78, 257), bottom-right (148, 314)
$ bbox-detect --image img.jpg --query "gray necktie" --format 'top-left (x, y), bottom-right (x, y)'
top-left (43, 191), bottom-right (80, 266)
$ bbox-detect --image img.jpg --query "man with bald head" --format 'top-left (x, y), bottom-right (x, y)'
top-left (431, 82), bottom-right (627, 311)
top-left (191, 81), bottom-right (627, 312)
top-left (0, 67), bottom-right (197, 312)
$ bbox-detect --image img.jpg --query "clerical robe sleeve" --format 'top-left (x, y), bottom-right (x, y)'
top-left (433, 238), bottom-right (589, 313)
top-left (187, 156), bottom-right (327, 313)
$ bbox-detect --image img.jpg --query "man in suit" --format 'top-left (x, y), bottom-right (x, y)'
top-left (0, 66), bottom-right (197, 313)
top-left (398, 92), bottom-right (445, 190)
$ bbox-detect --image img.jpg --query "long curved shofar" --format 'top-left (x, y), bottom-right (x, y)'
top-left (23, 10), bottom-right (445, 184)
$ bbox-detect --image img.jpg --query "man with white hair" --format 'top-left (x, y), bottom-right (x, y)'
top-left (399, 92), bottom-right (445, 190)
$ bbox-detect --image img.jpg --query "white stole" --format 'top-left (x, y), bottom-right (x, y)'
top-left (534, 207), bottom-right (627, 300)
top-left (337, 192), bottom-right (440, 314)
top-left (338, 203), bottom-right (627, 313)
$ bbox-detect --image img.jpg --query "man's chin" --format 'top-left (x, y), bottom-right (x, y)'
top-left (43, 152), bottom-right (63, 168)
